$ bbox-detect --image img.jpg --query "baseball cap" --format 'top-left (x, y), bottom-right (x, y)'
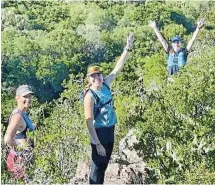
top-left (16, 85), bottom-right (34, 96)
top-left (172, 36), bottom-right (182, 42)
top-left (87, 64), bottom-right (103, 76)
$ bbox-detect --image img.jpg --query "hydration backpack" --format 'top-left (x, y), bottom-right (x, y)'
top-left (81, 83), bottom-right (113, 119)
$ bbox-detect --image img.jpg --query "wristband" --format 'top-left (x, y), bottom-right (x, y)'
top-left (197, 26), bottom-right (203, 30)
top-left (124, 46), bottom-right (132, 52)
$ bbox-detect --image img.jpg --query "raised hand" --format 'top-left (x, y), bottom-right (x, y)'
top-left (149, 20), bottom-right (157, 29)
top-left (197, 18), bottom-right (205, 29)
top-left (126, 32), bottom-right (135, 50)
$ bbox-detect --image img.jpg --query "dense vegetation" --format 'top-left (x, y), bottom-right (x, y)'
top-left (1, 0), bottom-right (215, 183)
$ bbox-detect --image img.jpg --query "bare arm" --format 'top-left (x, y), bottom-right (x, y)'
top-left (84, 93), bottom-right (106, 156)
top-left (186, 19), bottom-right (205, 52)
top-left (4, 113), bottom-right (22, 148)
top-left (149, 20), bottom-right (169, 52)
top-left (105, 33), bottom-right (134, 86)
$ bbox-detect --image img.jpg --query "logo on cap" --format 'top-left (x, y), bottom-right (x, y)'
top-left (87, 66), bottom-right (103, 75)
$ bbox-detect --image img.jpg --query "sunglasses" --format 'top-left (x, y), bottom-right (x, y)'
top-left (172, 41), bottom-right (181, 44)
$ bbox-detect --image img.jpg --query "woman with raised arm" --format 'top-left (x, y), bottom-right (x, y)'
top-left (149, 19), bottom-right (205, 75)
top-left (84, 33), bottom-right (134, 184)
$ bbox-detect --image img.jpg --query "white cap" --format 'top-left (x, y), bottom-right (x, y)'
top-left (16, 85), bottom-right (34, 96)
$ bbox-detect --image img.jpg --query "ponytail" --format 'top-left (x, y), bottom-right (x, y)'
top-left (85, 83), bottom-right (92, 89)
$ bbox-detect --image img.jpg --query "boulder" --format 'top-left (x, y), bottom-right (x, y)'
top-left (70, 129), bottom-right (146, 184)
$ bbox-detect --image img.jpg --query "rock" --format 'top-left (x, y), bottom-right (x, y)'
top-left (105, 162), bottom-right (146, 184)
top-left (71, 160), bottom-right (90, 184)
top-left (70, 129), bottom-right (146, 184)
top-left (118, 129), bottom-right (142, 164)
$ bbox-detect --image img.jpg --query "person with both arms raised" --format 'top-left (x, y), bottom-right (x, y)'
top-left (149, 19), bottom-right (205, 75)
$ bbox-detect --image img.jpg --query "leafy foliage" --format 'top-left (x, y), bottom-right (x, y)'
top-left (1, 1), bottom-right (215, 183)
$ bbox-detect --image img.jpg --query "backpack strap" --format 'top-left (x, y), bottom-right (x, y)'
top-left (182, 48), bottom-right (189, 57)
top-left (93, 84), bottom-right (113, 119)
top-left (103, 82), bottom-right (110, 90)
top-left (94, 98), bottom-right (113, 120)
top-left (84, 89), bottom-right (101, 119)
top-left (83, 82), bottom-right (110, 103)
top-left (100, 98), bottom-right (112, 107)
top-left (84, 83), bottom-right (113, 119)
top-left (84, 89), bottom-right (100, 104)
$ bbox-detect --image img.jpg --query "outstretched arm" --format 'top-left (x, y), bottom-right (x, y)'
top-left (105, 33), bottom-right (134, 86)
top-left (186, 19), bottom-right (205, 52)
top-left (149, 20), bottom-right (169, 52)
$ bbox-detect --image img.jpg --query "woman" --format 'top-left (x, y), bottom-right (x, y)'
top-left (4, 85), bottom-right (36, 178)
top-left (149, 19), bottom-right (205, 75)
top-left (84, 33), bottom-right (134, 184)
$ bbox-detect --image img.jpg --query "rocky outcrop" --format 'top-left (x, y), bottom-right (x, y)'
top-left (71, 129), bottom-right (146, 184)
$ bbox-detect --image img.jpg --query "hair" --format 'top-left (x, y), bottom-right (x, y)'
top-left (169, 47), bottom-right (175, 54)
top-left (85, 74), bottom-right (93, 89)
top-left (85, 81), bottom-right (92, 89)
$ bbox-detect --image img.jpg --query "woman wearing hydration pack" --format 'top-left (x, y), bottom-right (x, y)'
top-left (4, 85), bottom-right (36, 179)
top-left (84, 33), bottom-right (134, 184)
top-left (149, 19), bottom-right (205, 75)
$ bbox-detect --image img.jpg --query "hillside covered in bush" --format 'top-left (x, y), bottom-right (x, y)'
top-left (1, 0), bottom-right (215, 184)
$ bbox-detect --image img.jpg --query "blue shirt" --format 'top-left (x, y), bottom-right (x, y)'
top-left (88, 84), bottom-right (117, 128)
top-left (167, 46), bottom-right (188, 75)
